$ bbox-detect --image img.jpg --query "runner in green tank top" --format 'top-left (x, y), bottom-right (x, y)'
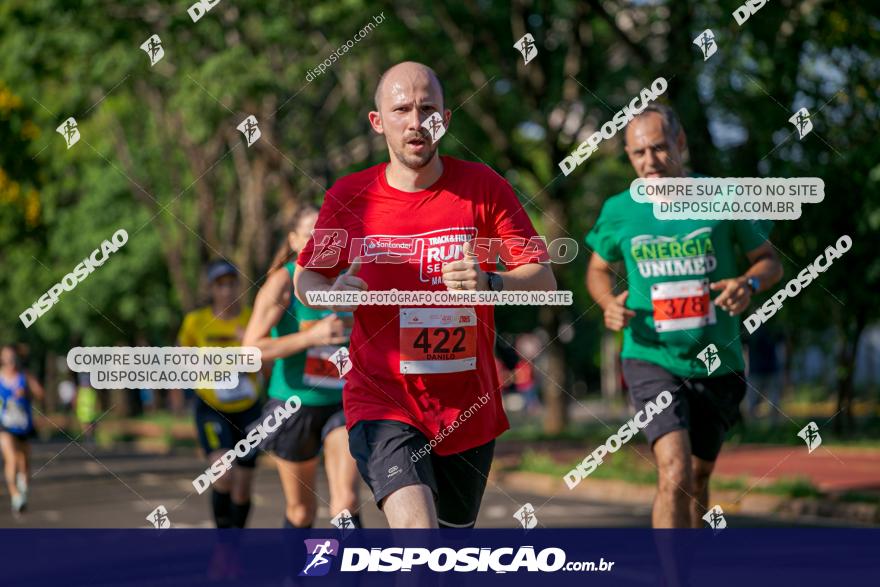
top-left (243, 205), bottom-right (361, 529)
top-left (266, 270), bottom-right (347, 407)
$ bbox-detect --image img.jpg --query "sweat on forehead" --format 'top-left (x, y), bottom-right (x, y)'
top-left (374, 62), bottom-right (445, 110)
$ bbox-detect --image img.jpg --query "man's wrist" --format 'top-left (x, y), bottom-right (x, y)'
top-left (485, 271), bottom-right (504, 292)
top-left (745, 275), bottom-right (760, 294)
top-left (302, 327), bottom-right (318, 346)
top-left (301, 283), bottom-right (334, 309)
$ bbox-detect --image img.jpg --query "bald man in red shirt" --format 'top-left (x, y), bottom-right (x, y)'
top-left (295, 61), bottom-right (556, 529)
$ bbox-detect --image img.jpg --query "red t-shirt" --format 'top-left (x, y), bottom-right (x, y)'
top-left (296, 156), bottom-right (547, 455)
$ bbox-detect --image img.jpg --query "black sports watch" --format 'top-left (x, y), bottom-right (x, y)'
top-left (486, 272), bottom-right (504, 292)
top-left (746, 276), bottom-right (760, 294)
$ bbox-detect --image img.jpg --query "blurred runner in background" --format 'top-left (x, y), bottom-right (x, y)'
top-left (177, 260), bottom-right (262, 530)
top-left (243, 205), bottom-right (361, 529)
top-left (0, 344), bottom-right (45, 515)
top-left (514, 333), bottom-right (542, 414)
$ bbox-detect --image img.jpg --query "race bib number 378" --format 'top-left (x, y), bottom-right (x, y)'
top-left (650, 278), bottom-right (716, 333)
top-left (400, 308), bottom-right (477, 375)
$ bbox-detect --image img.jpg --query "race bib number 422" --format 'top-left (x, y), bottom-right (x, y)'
top-left (399, 308), bottom-right (477, 375)
top-left (650, 278), bottom-right (716, 333)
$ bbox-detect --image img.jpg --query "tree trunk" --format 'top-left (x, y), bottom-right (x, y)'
top-left (782, 331), bottom-right (794, 400)
top-left (834, 315), bottom-right (866, 435)
top-left (119, 389), bottom-right (144, 418)
top-left (540, 310), bottom-right (568, 435)
top-left (230, 132), bottom-right (270, 279)
top-left (110, 115), bottom-right (196, 312)
top-left (666, 0), bottom-right (715, 174)
top-left (601, 331), bottom-right (621, 401)
top-left (163, 233), bottom-right (195, 311)
top-left (539, 200), bottom-right (569, 435)
top-left (42, 352), bottom-right (58, 414)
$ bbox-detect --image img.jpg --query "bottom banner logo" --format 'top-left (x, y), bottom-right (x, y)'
top-left (300, 539), bottom-right (340, 576)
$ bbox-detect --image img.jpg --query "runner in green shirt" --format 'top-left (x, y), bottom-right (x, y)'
top-left (585, 104), bottom-right (783, 528)
top-left (243, 205), bottom-right (361, 529)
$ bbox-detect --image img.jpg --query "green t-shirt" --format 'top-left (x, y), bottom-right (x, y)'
top-left (586, 185), bottom-right (772, 378)
top-left (267, 263), bottom-right (351, 406)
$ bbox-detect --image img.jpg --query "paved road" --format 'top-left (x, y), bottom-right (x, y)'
top-left (0, 441), bottom-right (853, 529)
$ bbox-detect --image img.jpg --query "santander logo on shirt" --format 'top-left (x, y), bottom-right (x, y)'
top-left (357, 227), bottom-right (478, 286)
top-left (306, 226), bottom-right (479, 287)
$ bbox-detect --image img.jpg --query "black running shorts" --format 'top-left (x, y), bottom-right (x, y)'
top-left (348, 419), bottom-right (495, 528)
top-left (194, 396), bottom-right (262, 469)
top-left (260, 398), bottom-right (346, 462)
top-left (622, 358), bottom-right (746, 462)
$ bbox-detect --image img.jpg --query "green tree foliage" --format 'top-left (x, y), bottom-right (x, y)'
top-left (1, 1), bottom-right (877, 431)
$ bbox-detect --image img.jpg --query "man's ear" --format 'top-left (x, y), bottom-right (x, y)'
top-left (676, 128), bottom-right (687, 153)
top-left (368, 110), bottom-right (384, 134)
top-left (443, 108), bottom-right (452, 128)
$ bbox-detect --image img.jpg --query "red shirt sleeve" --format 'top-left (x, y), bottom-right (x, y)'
top-left (487, 176), bottom-right (550, 270)
top-left (295, 189), bottom-right (353, 279)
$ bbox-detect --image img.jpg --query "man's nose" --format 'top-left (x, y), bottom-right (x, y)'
top-left (644, 148), bottom-right (659, 167)
top-left (407, 108), bottom-right (424, 131)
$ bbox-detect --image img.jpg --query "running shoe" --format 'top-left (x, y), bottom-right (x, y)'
top-left (11, 493), bottom-right (25, 514)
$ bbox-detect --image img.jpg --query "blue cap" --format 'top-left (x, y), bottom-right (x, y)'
top-left (207, 260), bottom-right (237, 282)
